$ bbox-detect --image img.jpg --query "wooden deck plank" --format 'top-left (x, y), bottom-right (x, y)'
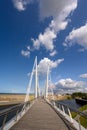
top-left (10, 99), bottom-right (73, 130)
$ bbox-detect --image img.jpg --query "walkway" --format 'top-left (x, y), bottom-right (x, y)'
top-left (10, 99), bottom-right (75, 130)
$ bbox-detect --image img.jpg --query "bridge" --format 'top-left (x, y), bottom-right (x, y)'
top-left (0, 57), bottom-right (87, 130)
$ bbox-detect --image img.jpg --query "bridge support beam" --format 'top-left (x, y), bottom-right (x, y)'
top-left (35, 56), bottom-right (38, 98)
top-left (45, 66), bottom-right (49, 98)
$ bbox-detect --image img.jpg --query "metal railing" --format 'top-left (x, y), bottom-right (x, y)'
top-left (0, 99), bottom-right (34, 130)
top-left (51, 101), bottom-right (87, 130)
top-left (47, 99), bottom-right (87, 130)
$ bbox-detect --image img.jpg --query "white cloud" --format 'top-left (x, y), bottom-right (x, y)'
top-left (21, 50), bottom-right (30, 57)
top-left (21, 45), bottom-right (32, 57)
top-left (38, 0), bottom-right (77, 20)
top-left (64, 23), bottom-right (87, 50)
top-left (38, 57), bottom-right (64, 74)
top-left (80, 73), bottom-right (87, 78)
top-left (32, 29), bottom-right (56, 51)
top-left (15, 0), bottom-right (77, 56)
top-left (32, 0), bottom-right (77, 54)
top-left (49, 83), bottom-right (56, 89)
top-left (27, 46), bottom-right (31, 50)
top-left (56, 78), bottom-right (84, 88)
top-left (54, 78), bottom-right (86, 93)
top-left (50, 50), bottom-right (57, 56)
top-left (12, 0), bottom-right (31, 11)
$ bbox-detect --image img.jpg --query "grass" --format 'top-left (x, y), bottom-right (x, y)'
top-left (79, 104), bottom-right (87, 111)
top-left (71, 112), bottom-right (77, 118)
top-left (0, 94), bottom-right (34, 102)
top-left (71, 104), bottom-right (87, 128)
top-left (48, 94), bottom-right (72, 101)
top-left (80, 112), bottom-right (87, 128)
top-left (79, 105), bottom-right (87, 128)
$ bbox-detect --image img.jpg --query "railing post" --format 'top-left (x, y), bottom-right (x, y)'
top-left (2, 113), bottom-right (8, 130)
top-left (53, 101), bottom-right (55, 106)
top-left (62, 105), bottom-right (65, 116)
top-left (58, 104), bottom-right (61, 110)
top-left (15, 108), bottom-right (20, 121)
top-left (77, 116), bottom-right (82, 130)
top-left (67, 108), bottom-right (73, 123)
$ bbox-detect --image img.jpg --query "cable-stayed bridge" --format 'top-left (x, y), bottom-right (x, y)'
top-left (0, 57), bottom-right (87, 130)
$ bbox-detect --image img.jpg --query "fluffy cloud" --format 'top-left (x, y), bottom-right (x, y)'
top-left (80, 73), bottom-right (87, 78)
top-left (21, 45), bottom-right (31, 57)
top-left (38, 57), bottom-right (64, 74)
top-left (32, 29), bottom-right (56, 51)
top-left (38, 0), bottom-right (77, 20)
top-left (12, 0), bottom-right (32, 11)
top-left (49, 50), bottom-right (57, 56)
top-left (32, 0), bottom-right (77, 54)
top-left (21, 50), bottom-right (30, 57)
top-left (49, 83), bottom-right (56, 89)
top-left (64, 23), bottom-right (87, 50)
top-left (54, 78), bottom-right (86, 93)
top-left (18, 0), bottom-right (77, 56)
top-left (56, 78), bottom-right (85, 88)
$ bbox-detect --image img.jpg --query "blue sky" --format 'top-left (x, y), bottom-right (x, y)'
top-left (0, 0), bottom-right (87, 94)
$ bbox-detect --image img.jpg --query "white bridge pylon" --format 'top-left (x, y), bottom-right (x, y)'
top-left (24, 56), bottom-right (38, 102)
top-left (45, 66), bottom-right (55, 100)
top-left (45, 66), bottom-right (49, 98)
top-left (24, 56), bottom-right (54, 102)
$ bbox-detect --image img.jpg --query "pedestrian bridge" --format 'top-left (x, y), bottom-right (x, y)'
top-left (10, 98), bottom-right (72, 130)
top-left (0, 57), bottom-right (87, 130)
top-left (0, 97), bottom-right (87, 130)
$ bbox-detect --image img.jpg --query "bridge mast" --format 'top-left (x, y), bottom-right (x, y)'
top-left (45, 66), bottom-right (49, 98)
top-left (35, 56), bottom-right (38, 98)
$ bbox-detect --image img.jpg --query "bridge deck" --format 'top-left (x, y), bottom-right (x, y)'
top-left (10, 99), bottom-right (75, 130)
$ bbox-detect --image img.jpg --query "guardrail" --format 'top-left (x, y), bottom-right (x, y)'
top-left (46, 99), bottom-right (87, 130)
top-left (0, 99), bottom-right (35, 130)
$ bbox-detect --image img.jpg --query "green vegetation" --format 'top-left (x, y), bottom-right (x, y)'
top-left (80, 113), bottom-right (87, 128)
top-left (72, 92), bottom-right (87, 99)
top-left (67, 96), bottom-right (72, 100)
top-left (71, 104), bottom-right (87, 128)
top-left (71, 112), bottom-right (77, 118)
top-left (79, 104), bottom-right (87, 111)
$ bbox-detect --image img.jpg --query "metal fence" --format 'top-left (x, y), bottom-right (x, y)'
top-left (50, 100), bottom-right (87, 130)
top-left (0, 100), bottom-right (34, 130)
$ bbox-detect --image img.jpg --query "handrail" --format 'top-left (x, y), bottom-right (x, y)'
top-left (0, 99), bottom-right (35, 116)
top-left (49, 99), bottom-right (87, 130)
top-left (0, 101), bottom-right (29, 116)
top-left (54, 101), bottom-right (87, 119)
top-left (0, 99), bottom-right (35, 130)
